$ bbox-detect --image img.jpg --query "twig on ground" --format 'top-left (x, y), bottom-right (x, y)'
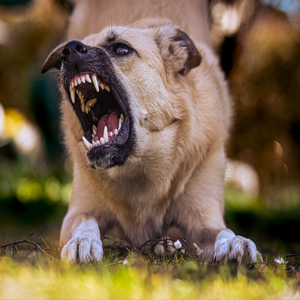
top-left (29, 232), bottom-right (51, 250)
top-left (179, 236), bottom-right (199, 259)
top-left (103, 236), bottom-right (132, 253)
top-left (285, 253), bottom-right (300, 258)
top-left (0, 240), bottom-right (58, 261)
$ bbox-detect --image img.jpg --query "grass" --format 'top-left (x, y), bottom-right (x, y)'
top-left (0, 236), bottom-right (300, 299)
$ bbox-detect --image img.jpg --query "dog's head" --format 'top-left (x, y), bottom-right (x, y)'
top-left (42, 23), bottom-right (201, 171)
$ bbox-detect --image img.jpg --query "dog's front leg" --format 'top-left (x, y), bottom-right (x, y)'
top-left (60, 213), bottom-right (103, 263)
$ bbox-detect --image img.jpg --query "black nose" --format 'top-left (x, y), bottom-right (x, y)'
top-left (61, 40), bottom-right (88, 62)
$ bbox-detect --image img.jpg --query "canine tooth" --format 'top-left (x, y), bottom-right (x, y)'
top-left (74, 80), bottom-right (77, 86)
top-left (78, 78), bottom-right (81, 85)
top-left (104, 85), bottom-right (110, 92)
top-left (100, 83), bottom-right (105, 90)
top-left (86, 74), bottom-right (92, 83)
top-left (100, 137), bottom-right (105, 144)
top-left (92, 74), bottom-right (99, 92)
top-left (81, 76), bottom-right (86, 83)
top-left (120, 113), bottom-right (124, 122)
top-left (103, 126), bottom-right (108, 141)
top-left (114, 129), bottom-right (118, 135)
top-left (118, 122), bottom-right (121, 131)
top-left (82, 136), bottom-right (92, 150)
top-left (70, 87), bottom-right (75, 103)
top-left (93, 125), bottom-right (97, 135)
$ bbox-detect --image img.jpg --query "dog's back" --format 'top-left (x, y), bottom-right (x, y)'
top-left (68, 0), bottom-right (211, 45)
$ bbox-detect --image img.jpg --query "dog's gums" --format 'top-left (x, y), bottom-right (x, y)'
top-left (68, 73), bottom-right (125, 150)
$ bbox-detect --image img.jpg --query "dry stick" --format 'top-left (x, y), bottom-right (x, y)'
top-left (179, 236), bottom-right (199, 259)
top-left (103, 236), bottom-right (132, 253)
top-left (285, 253), bottom-right (300, 258)
top-left (0, 240), bottom-right (58, 261)
top-left (29, 232), bottom-right (51, 250)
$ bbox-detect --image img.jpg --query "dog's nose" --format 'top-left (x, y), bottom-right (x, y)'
top-left (61, 40), bottom-right (88, 62)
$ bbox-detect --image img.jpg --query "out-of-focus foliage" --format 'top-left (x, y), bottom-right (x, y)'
top-left (211, 0), bottom-right (300, 196)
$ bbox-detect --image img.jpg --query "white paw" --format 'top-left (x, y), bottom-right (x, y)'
top-left (214, 230), bottom-right (260, 264)
top-left (61, 219), bottom-right (103, 264)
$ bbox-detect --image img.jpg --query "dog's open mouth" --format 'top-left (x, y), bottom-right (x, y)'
top-left (68, 73), bottom-right (129, 153)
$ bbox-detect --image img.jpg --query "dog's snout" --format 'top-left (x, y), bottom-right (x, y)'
top-left (61, 40), bottom-right (88, 62)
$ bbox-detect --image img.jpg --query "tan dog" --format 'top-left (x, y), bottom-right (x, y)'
top-left (41, 0), bottom-right (259, 264)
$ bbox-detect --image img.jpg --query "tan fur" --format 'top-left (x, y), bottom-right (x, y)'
top-left (45, 0), bottom-right (258, 262)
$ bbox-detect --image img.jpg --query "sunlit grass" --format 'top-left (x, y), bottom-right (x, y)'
top-left (0, 247), bottom-right (299, 299)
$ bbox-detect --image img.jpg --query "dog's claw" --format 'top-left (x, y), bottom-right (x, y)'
top-left (61, 219), bottom-right (103, 264)
top-left (214, 230), bottom-right (259, 264)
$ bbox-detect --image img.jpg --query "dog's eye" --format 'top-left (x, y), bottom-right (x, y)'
top-left (114, 45), bottom-right (129, 55)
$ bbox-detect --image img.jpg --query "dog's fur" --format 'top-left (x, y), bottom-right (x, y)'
top-left (42, 0), bottom-right (258, 263)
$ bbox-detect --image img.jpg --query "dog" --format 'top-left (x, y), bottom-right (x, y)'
top-left (41, 0), bottom-right (259, 264)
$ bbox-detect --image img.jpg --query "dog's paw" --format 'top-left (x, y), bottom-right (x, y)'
top-left (214, 230), bottom-right (261, 264)
top-left (61, 219), bottom-right (103, 264)
top-left (154, 237), bottom-right (178, 255)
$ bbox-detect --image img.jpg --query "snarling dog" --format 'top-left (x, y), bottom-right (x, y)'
top-left (42, 18), bottom-right (259, 264)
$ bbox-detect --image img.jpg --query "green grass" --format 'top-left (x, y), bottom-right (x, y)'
top-left (0, 238), bottom-right (300, 299)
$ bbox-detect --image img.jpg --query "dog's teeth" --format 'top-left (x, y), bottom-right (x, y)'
top-left (92, 140), bottom-right (96, 146)
top-left (78, 78), bottom-right (81, 85)
top-left (110, 132), bottom-right (113, 136)
top-left (114, 129), bottom-right (118, 135)
top-left (92, 134), bottom-right (95, 138)
top-left (82, 136), bottom-right (92, 150)
top-left (81, 76), bottom-right (86, 83)
top-left (86, 74), bottom-right (92, 83)
top-left (103, 126), bottom-right (108, 141)
top-left (86, 98), bottom-right (97, 107)
top-left (93, 125), bottom-right (97, 135)
top-left (118, 122), bottom-right (121, 131)
top-left (81, 102), bottom-right (85, 113)
top-left (100, 137), bottom-right (105, 145)
top-left (70, 88), bottom-right (75, 103)
top-left (74, 80), bottom-right (78, 86)
top-left (120, 113), bottom-right (124, 122)
top-left (71, 81), bottom-right (75, 88)
top-left (92, 74), bottom-right (99, 92)
top-left (97, 140), bottom-right (101, 146)
top-left (104, 85), bottom-right (110, 92)
top-left (85, 106), bottom-right (89, 114)
top-left (100, 83), bottom-right (104, 90)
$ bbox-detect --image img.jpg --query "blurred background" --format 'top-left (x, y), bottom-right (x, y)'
top-left (0, 0), bottom-right (299, 253)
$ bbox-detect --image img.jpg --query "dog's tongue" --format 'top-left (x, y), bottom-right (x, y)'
top-left (94, 110), bottom-right (119, 141)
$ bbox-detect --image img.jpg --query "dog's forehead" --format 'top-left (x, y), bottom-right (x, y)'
top-left (82, 26), bottom-right (154, 48)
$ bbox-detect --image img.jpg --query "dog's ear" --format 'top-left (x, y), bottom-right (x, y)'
top-left (156, 27), bottom-right (201, 76)
top-left (41, 43), bottom-right (66, 74)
